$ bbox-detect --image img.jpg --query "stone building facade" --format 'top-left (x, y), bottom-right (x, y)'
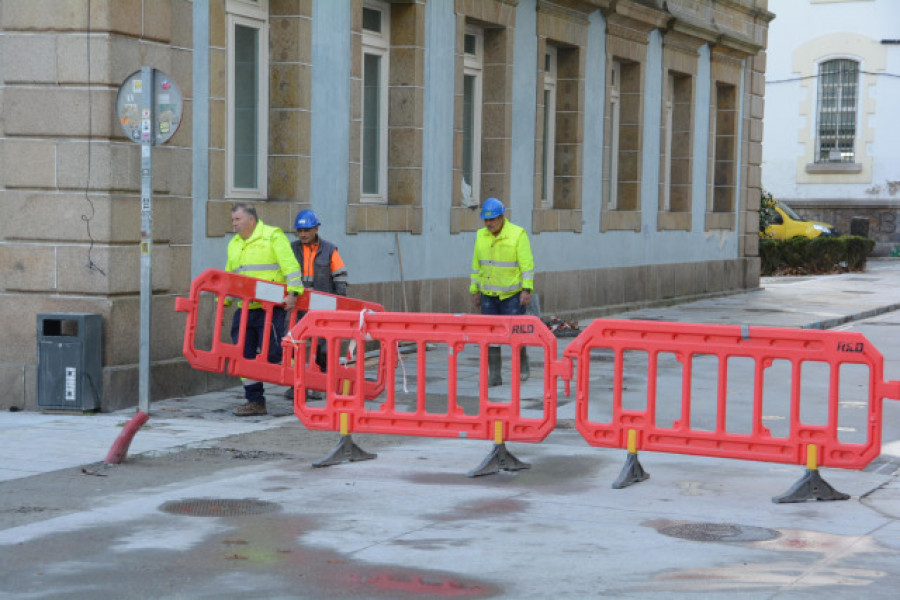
top-left (0, 0), bottom-right (772, 411)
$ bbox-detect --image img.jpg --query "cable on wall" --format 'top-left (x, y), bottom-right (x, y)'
top-left (767, 70), bottom-right (900, 85)
top-left (82, 0), bottom-right (106, 276)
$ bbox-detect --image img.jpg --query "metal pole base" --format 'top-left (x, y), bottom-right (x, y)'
top-left (772, 469), bottom-right (850, 503)
top-left (313, 434), bottom-right (377, 468)
top-left (612, 452), bottom-right (649, 489)
top-left (467, 442), bottom-right (531, 477)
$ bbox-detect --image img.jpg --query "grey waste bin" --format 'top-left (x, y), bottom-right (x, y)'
top-left (37, 313), bottom-right (103, 411)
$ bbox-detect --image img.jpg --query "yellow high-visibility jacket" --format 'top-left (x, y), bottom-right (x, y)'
top-left (469, 219), bottom-right (534, 300)
top-left (226, 220), bottom-right (304, 308)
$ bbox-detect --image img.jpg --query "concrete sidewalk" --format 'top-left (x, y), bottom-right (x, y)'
top-left (2, 259), bottom-right (899, 483)
top-left (602, 258), bottom-right (900, 330)
top-left (2, 260), bottom-right (900, 599)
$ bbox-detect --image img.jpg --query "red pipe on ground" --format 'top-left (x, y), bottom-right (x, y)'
top-left (104, 411), bottom-right (149, 464)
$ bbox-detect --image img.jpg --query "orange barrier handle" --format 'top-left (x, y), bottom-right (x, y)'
top-left (174, 297), bottom-right (193, 313)
top-left (880, 380), bottom-right (900, 401)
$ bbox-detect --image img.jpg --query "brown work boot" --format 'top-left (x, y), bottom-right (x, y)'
top-left (233, 402), bottom-right (267, 416)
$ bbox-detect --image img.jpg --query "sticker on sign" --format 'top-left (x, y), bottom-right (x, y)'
top-left (308, 292), bottom-right (337, 310)
top-left (65, 367), bottom-right (77, 401)
top-left (255, 281), bottom-right (286, 304)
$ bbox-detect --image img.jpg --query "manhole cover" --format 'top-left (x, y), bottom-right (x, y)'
top-left (657, 522), bottom-right (779, 543)
top-left (159, 498), bottom-right (280, 517)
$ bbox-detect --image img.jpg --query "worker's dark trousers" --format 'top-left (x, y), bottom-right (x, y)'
top-left (231, 307), bottom-right (287, 405)
top-left (480, 291), bottom-right (529, 386)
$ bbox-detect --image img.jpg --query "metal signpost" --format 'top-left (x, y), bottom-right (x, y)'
top-left (115, 68), bottom-right (183, 414)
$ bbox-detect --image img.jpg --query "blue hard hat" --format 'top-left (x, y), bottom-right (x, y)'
top-left (294, 209), bottom-right (320, 229)
top-left (479, 198), bottom-right (506, 219)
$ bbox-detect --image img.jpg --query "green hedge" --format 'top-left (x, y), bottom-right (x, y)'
top-left (759, 235), bottom-right (875, 275)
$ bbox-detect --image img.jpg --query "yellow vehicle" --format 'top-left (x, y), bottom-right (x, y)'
top-left (761, 201), bottom-right (837, 240)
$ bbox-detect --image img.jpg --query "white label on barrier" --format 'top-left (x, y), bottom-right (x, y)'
top-left (308, 293), bottom-right (337, 311)
top-left (255, 281), bottom-right (285, 304)
top-left (65, 367), bottom-right (77, 401)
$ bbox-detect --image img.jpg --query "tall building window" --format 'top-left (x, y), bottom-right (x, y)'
top-left (348, 0), bottom-right (425, 233)
top-left (227, 7), bottom-right (268, 198)
top-left (606, 59), bottom-right (641, 212)
top-left (815, 58), bottom-right (858, 163)
top-left (713, 83), bottom-right (737, 213)
top-left (606, 60), bottom-right (621, 209)
top-left (541, 46), bottom-right (557, 207)
top-left (661, 71), bottom-right (693, 213)
top-left (450, 3), bottom-right (514, 234)
top-left (361, 0), bottom-right (390, 202)
top-left (462, 26), bottom-right (483, 207)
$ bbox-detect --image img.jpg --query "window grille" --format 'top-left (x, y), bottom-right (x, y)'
top-left (816, 59), bottom-right (858, 163)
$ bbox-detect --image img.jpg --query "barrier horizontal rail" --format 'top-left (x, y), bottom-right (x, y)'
top-left (174, 268), bottom-right (386, 393)
top-left (565, 318), bottom-right (900, 474)
top-left (288, 309), bottom-right (573, 473)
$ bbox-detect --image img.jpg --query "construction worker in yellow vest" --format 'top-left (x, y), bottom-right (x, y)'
top-left (226, 202), bottom-right (304, 416)
top-left (469, 197), bottom-right (535, 386)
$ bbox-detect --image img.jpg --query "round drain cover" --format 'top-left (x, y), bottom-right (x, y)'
top-left (159, 498), bottom-right (280, 517)
top-left (658, 522), bottom-right (779, 543)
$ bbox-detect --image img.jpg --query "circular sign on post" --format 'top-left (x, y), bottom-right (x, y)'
top-left (115, 69), bottom-right (183, 145)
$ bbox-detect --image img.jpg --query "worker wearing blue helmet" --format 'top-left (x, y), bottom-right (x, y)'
top-left (284, 209), bottom-right (348, 401)
top-left (470, 198), bottom-right (535, 386)
top-left (291, 210), bottom-right (348, 296)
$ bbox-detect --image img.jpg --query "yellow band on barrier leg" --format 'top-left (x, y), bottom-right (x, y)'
top-left (627, 429), bottom-right (637, 454)
top-left (806, 444), bottom-right (818, 471)
top-left (340, 412), bottom-right (349, 436)
top-left (494, 421), bottom-right (503, 445)
top-left (342, 379), bottom-right (350, 395)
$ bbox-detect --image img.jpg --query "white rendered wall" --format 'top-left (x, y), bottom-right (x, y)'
top-left (762, 0), bottom-right (900, 201)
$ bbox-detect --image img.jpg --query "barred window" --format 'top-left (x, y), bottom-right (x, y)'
top-left (815, 59), bottom-right (858, 163)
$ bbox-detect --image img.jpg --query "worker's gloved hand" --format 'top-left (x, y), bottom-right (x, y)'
top-left (520, 289), bottom-right (532, 307)
top-left (284, 293), bottom-right (298, 311)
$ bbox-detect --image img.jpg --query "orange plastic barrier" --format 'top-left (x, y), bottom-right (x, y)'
top-left (174, 268), bottom-right (385, 392)
top-left (565, 319), bottom-right (900, 472)
top-left (287, 310), bottom-right (571, 452)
